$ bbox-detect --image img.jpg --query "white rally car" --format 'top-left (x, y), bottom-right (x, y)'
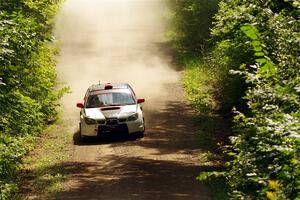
top-left (76, 83), bottom-right (145, 139)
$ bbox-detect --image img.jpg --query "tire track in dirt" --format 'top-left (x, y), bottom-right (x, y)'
top-left (54, 0), bottom-right (210, 199)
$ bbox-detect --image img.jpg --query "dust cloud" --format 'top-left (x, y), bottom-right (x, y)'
top-left (54, 0), bottom-right (179, 122)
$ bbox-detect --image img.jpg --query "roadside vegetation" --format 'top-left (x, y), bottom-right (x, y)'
top-left (169, 0), bottom-right (299, 199)
top-left (20, 118), bottom-right (73, 199)
top-left (0, 0), bottom-right (66, 199)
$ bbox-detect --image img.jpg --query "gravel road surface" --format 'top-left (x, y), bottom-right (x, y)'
top-left (54, 0), bottom-right (210, 199)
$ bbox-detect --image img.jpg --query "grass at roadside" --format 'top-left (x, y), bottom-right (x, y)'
top-left (182, 57), bottom-right (230, 200)
top-left (18, 115), bottom-right (73, 199)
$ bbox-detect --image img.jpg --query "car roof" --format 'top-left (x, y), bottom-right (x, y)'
top-left (88, 83), bottom-right (130, 92)
top-left (90, 88), bottom-right (132, 95)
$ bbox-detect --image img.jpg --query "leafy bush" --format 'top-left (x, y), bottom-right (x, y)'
top-left (182, 42), bottom-right (246, 114)
top-left (0, 0), bottom-right (64, 198)
top-left (211, 0), bottom-right (300, 199)
top-left (168, 0), bottom-right (248, 114)
top-left (170, 0), bottom-right (300, 199)
top-left (0, 134), bottom-right (27, 199)
top-left (227, 25), bottom-right (299, 199)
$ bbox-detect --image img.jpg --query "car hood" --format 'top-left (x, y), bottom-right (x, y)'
top-left (84, 104), bottom-right (138, 120)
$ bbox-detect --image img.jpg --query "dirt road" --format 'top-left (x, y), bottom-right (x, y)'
top-left (54, 0), bottom-right (210, 199)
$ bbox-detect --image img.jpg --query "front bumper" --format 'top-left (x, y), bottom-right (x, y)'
top-left (80, 117), bottom-right (144, 137)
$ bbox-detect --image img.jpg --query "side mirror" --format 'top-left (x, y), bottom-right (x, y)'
top-left (137, 98), bottom-right (145, 104)
top-left (76, 101), bottom-right (84, 108)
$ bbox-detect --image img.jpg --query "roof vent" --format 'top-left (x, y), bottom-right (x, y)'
top-left (104, 83), bottom-right (113, 90)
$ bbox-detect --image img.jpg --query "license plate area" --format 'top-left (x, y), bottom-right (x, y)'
top-left (98, 124), bottom-right (129, 135)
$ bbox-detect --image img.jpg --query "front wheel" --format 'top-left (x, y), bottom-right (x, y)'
top-left (79, 123), bottom-right (85, 141)
top-left (137, 119), bottom-right (145, 138)
top-left (136, 131), bottom-right (144, 138)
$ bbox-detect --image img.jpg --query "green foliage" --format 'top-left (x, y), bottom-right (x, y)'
top-left (167, 0), bottom-right (219, 55)
top-left (0, 0), bottom-right (64, 199)
top-left (182, 43), bottom-right (245, 113)
top-left (171, 0), bottom-right (300, 199)
top-left (169, 0), bottom-right (248, 114)
top-left (0, 134), bottom-right (26, 199)
top-left (183, 57), bottom-right (217, 112)
top-left (183, 58), bottom-right (231, 199)
top-left (197, 172), bottom-right (229, 200)
top-left (211, 0), bottom-right (300, 199)
top-left (22, 122), bottom-right (72, 197)
top-left (227, 26), bottom-right (299, 199)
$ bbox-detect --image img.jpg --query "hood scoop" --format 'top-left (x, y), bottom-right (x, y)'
top-left (100, 107), bottom-right (121, 111)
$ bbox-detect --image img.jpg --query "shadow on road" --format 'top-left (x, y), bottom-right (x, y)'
top-left (58, 98), bottom-right (226, 200)
top-left (73, 131), bottom-right (140, 146)
top-left (56, 156), bottom-right (218, 200)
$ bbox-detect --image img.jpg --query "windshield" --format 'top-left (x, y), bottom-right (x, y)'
top-left (86, 92), bottom-right (135, 108)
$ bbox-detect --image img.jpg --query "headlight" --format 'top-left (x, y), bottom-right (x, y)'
top-left (84, 117), bottom-right (97, 125)
top-left (127, 113), bottom-right (138, 121)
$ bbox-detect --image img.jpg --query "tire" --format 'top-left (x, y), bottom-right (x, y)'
top-left (137, 118), bottom-right (145, 138)
top-left (137, 119), bottom-right (145, 138)
top-left (79, 123), bottom-right (85, 142)
top-left (136, 131), bottom-right (144, 138)
top-left (142, 117), bottom-right (146, 132)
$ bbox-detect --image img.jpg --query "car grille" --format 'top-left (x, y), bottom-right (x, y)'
top-left (118, 118), bottom-right (127, 123)
top-left (97, 119), bottom-right (106, 124)
top-left (106, 118), bottom-right (118, 125)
